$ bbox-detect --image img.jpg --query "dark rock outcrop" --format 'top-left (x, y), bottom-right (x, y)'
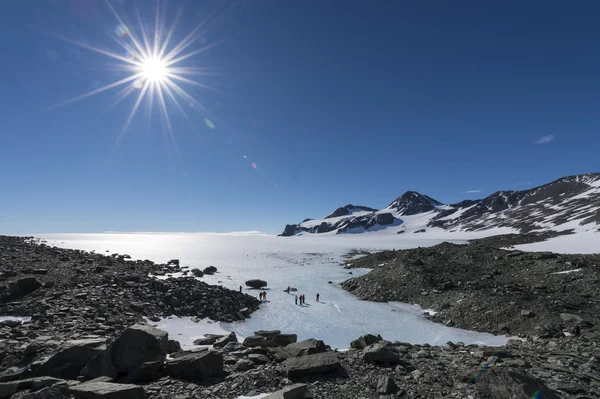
top-left (245, 279), bottom-right (268, 289)
top-left (164, 351), bottom-right (224, 381)
top-left (281, 352), bottom-right (341, 377)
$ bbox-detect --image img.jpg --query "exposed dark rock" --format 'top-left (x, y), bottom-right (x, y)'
top-left (164, 351), bottom-right (223, 381)
top-left (245, 279), bottom-right (267, 289)
top-left (28, 339), bottom-right (106, 380)
top-left (362, 342), bottom-right (403, 365)
top-left (376, 375), bottom-right (397, 394)
top-left (262, 383), bottom-right (307, 399)
top-left (475, 368), bottom-right (560, 399)
top-left (190, 269), bottom-right (203, 277)
top-left (284, 339), bottom-right (327, 357)
top-left (212, 332), bottom-right (237, 348)
top-left (203, 266), bottom-right (217, 275)
top-left (6, 277), bottom-right (42, 298)
top-left (281, 352), bottom-right (341, 377)
top-left (350, 334), bottom-right (382, 349)
top-left (69, 381), bottom-right (146, 399)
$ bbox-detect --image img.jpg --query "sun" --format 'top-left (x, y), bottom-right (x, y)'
top-left (140, 57), bottom-right (167, 82)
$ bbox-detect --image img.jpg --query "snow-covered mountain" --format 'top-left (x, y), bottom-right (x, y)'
top-left (279, 173), bottom-right (600, 236)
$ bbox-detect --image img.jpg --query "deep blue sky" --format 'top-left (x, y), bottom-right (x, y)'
top-left (1, 0), bottom-right (599, 234)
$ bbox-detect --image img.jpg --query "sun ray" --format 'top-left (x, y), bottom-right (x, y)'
top-left (104, 0), bottom-right (148, 59)
top-left (50, 32), bottom-right (142, 67)
top-left (49, 73), bottom-right (143, 110)
top-left (120, 79), bottom-right (151, 138)
top-left (164, 73), bottom-right (222, 93)
top-left (52, 0), bottom-right (225, 152)
top-left (164, 39), bottom-right (227, 67)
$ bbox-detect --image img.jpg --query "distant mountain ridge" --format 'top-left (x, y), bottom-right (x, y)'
top-left (279, 173), bottom-right (600, 236)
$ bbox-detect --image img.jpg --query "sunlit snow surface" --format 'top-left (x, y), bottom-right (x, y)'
top-left (39, 232), bottom-right (515, 348)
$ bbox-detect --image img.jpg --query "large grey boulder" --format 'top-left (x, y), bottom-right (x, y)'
top-left (273, 334), bottom-right (297, 346)
top-left (362, 342), bottom-right (403, 364)
top-left (7, 277), bottom-right (42, 297)
top-left (0, 377), bottom-right (65, 398)
top-left (212, 332), bottom-right (237, 348)
top-left (350, 334), bottom-right (382, 349)
top-left (81, 325), bottom-right (168, 381)
top-left (69, 381), bottom-right (146, 399)
top-left (193, 334), bottom-right (223, 345)
top-left (112, 324), bottom-right (168, 371)
top-left (281, 352), bottom-right (340, 377)
top-left (262, 383), bottom-right (307, 399)
top-left (245, 279), bottom-right (267, 288)
top-left (475, 368), bottom-right (560, 399)
top-left (284, 339), bottom-right (326, 357)
top-left (28, 339), bottom-right (106, 380)
top-left (243, 336), bottom-right (266, 347)
top-left (164, 351), bottom-right (223, 381)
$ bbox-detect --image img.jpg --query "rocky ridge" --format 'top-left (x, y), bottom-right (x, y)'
top-left (280, 173), bottom-right (600, 236)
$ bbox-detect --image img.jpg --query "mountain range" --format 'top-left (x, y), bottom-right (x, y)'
top-left (279, 173), bottom-right (600, 237)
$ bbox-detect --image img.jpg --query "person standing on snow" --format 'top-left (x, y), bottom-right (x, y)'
top-left (239, 286), bottom-right (242, 293)
top-left (294, 295), bottom-right (298, 305)
top-left (316, 293), bottom-right (320, 302)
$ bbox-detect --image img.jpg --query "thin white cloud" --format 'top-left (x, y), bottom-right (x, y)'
top-left (461, 190), bottom-right (482, 194)
top-left (534, 135), bottom-right (555, 144)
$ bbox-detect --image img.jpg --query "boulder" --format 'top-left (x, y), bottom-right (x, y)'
top-left (248, 353), bottom-right (270, 365)
top-left (475, 368), bottom-right (560, 399)
top-left (25, 386), bottom-right (69, 398)
top-left (362, 342), bottom-right (403, 364)
top-left (266, 347), bottom-right (293, 363)
top-left (377, 375), bottom-right (397, 394)
top-left (190, 269), bottom-right (204, 277)
top-left (350, 334), bottom-right (382, 349)
top-left (234, 359), bottom-right (254, 372)
top-left (81, 325), bottom-right (168, 381)
top-left (164, 351), bottom-right (223, 381)
top-left (254, 330), bottom-right (281, 338)
top-left (284, 339), bottom-right (326, 357)
top-left (121, 361), bottom-right (162, 383)
top-left (273, 334), bottom-right (297, 346)
top-left (69, 382), bottom-right (146, 399)
top-left (212, 332), bottom-right (237, 348)
top-left (0, 377), bottom-right (65, 398)
top-left (7, 277), bottom-right (42, 298)
top-left (243, 336), bottom-right (266, 347)
top-left (110, 324), bottom-right (168, 372)
top-left (262, 383), bottom-right (307, 399)
top-left (245, 279), bottom-right (267, 289)
top-left (281, 352), bottom-right (340, 377)
top-left (193, 335), bottom-right (223, 346)
top-left (28, 339), bottom-right (106, 380)
top-left (203, 266), bottom-right (217, 275)
top-left (166, 340), bottom-right (182, 354)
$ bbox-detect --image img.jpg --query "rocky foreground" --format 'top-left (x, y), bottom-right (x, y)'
top-left (0, 235), bottom-right (599, 398)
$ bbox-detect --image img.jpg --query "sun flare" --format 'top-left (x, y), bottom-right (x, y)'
top-left (51, 0), bottom-right (221, 148)
top-left (141, 57), bottom-right (167, 82)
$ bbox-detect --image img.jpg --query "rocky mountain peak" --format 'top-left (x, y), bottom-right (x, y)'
top-left (324, 204), bottom-right (378, 219)
top-left (386, 191), bottom-right (443, 216)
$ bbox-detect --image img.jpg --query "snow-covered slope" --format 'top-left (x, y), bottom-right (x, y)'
top-left (280, 173), bottom-right (600, 237)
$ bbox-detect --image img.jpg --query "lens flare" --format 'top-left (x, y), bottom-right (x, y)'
top-left (50, 0), bottom-right (223, 150)
top-left (204, 117), bottom-right (215, 129)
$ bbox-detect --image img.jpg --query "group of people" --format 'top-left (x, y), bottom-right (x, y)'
top-left (294, 293), bottom-right (319, 305)
top-left (238, 284), bottom-right (320, 305)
